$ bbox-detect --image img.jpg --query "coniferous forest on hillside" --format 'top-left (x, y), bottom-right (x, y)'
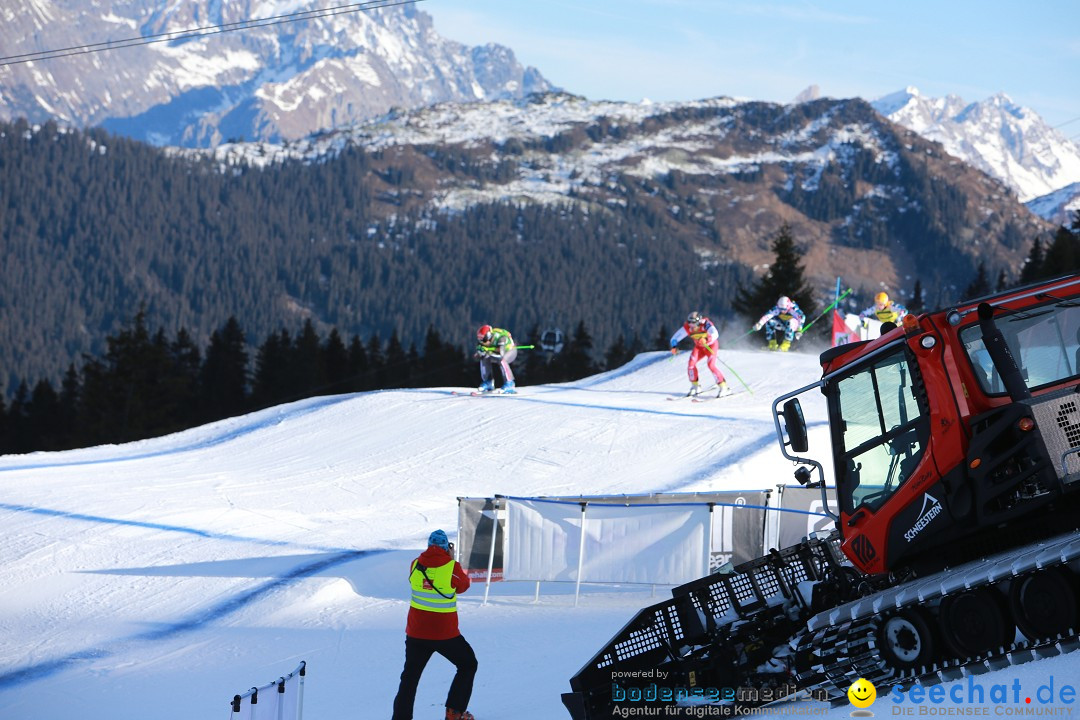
top-left (3, 212), bottom-right (1079, 455)
top-left (0, 118), bottom-right (736, 396)
top-left (0, 309), bottom-right (642, 454)
top-left (2, 108), bottom-right (1079, 453)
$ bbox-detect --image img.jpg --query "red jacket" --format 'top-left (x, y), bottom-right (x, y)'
top-left (405, 545), bottom-right (471, 640)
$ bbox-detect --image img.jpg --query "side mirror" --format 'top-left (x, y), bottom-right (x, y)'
top-left (782, 399), bottom-right (808, 453)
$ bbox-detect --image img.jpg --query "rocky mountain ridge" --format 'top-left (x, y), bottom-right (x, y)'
top-left (871, 87), bottom-right (1080, 222)
top-left (0, 1), bottom-right (552, 147)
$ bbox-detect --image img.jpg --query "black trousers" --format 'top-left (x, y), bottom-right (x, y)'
top-left (391, 634), bottom-right (477, 719)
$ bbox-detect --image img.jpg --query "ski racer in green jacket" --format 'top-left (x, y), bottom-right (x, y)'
top-left (474, 325), bottom-right (517, 394)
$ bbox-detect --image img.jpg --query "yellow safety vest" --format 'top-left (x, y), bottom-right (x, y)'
top-left (409, 559), bottom-right (457, 614)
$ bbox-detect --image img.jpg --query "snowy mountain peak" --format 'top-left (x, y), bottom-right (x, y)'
top-left (872, 86), bottom-right (920, 112)
top-left (0, 1), bottom-right (555, 148)
top-left (873, 87), bottom-right (1080, 214)
top-left (793, 84), bottom-right (822, 104)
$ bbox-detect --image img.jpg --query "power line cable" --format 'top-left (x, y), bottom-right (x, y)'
top-left (0, 0), bottom-right (424, 68)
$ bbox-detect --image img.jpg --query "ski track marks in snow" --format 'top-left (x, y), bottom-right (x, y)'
top-left (0, 550), bottom-right (383, 690)
top-left (1, 348), bottom-right (1068, 720)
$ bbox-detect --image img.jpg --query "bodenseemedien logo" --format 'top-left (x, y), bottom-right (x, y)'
top-left (849, 678), bottom-right (877, 717)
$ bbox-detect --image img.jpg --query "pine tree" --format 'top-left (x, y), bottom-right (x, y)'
top-left (995, 269), bottom-right (1008, 292)
top-left (323, 328), bottom-right (350, 393)
top-left (347, 335), bottom-right (370, 391)
top-left (732, 223), bottom-right (818, 340)
top-left (556, 320), bottom-right (598, 380)
top-left (366, 333), bottom-right (386, 390)
top-left (1043, 225), bottom-right (1080, 276)
top-left (252, 330), bottom-right (291, 408)
top-left (0, 392), bottom-right (8, 454)
top-left (653, 324), bottom-right (670, 352)
top-left (28, 380), bottom-right (61, 450)
top-left (200, 317), bottom-right (249, 421)
top-left (909, 279), bottom-right (924, 314)
top-left (169, 329), bottom-right (202, 429)
top-left (58, 364), bottom-right (80, 446)
top-left (964, 262), bottom-right (991, 299)
top-left (521, 324), bottom-right (551, 386)
top-left (295, 319), bottom-right (326, 396)
top-left (604, 334), bottom-right (631, 371)
top-left (1019, 237), bottom-right (1046, 285)
top-left (420, 326), bottom-right (468, 388)
top-left (105, 308), bottom-right (158, 440)
top-left (384, 330), bottom-right (409, 389)
top-left (8, 381), bottom-right (30, 453)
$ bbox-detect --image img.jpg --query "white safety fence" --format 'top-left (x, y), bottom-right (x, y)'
top-left (457, 487), bottom-right (837, 605)
top-left (505, 499), bottom-right (712, 587)
top-left (229, 660), bottom-right (306, 720)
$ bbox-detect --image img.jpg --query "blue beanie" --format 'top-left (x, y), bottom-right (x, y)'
top-left (428, 529), bottom-right (450, 551)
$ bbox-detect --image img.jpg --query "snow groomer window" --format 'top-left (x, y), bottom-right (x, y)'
top-left (835, 347), bottom-right (929, 515)
top-left (961, 298), bottom-right (1080, 394)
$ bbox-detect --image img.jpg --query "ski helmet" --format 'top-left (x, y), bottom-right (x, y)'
top-left (687, 311), bottom-right (703, 326)
top-left (477, 324), bottom-right (494, 342)
top-left (875, 292), bottom-right (890, 308)
top-left (778, 296), bottom-right (792, 309)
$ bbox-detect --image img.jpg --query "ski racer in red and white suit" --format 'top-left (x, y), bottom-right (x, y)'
top-left (669, 312), bottom-right (728, 394)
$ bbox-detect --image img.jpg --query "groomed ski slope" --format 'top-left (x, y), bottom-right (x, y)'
top-left (0, 348), bottom-right (1076, 720)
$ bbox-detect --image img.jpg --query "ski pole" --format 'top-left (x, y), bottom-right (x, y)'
top-left (689, 343), bottom-right (752, 394)
top-left (717, 357), bottom-right (753, 395)
top-left (800, 288), bottom-right (853, 334)
top-left (717, 326), bottom-right (759, 349)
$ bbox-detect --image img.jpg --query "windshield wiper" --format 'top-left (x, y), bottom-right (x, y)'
top-left (1035, 292), bottom-right (1080, 309)
top-left (1006, 308), bottom-right (1052, 322)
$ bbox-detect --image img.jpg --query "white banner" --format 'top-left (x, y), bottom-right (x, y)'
top-left (504, 499), bottom-right (710, 585)
top-left (504, 499), bottom-right (582, 582)
top-left (845, 312), bottom-right (884, 341)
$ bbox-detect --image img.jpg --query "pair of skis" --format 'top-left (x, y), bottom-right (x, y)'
top-left (452, 389), bottom-right (518, 397)
top-left (666, 385), bottom-right (732, 403)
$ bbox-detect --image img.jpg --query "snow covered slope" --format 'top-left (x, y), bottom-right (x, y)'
top-left (0, 348), bottom-right (1075, 719)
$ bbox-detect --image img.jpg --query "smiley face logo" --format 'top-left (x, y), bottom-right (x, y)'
top-left (848, 678), bottom-right (877, 709)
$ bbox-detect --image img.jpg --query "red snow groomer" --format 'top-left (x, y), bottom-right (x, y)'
top-left (564, 275), bottom-right (1080, 718)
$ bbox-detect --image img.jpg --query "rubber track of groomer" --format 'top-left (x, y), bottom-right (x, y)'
top-left (797, 530), bottom-right (1080, 706)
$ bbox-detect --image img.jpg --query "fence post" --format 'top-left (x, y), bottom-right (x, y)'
top-left (574, 502), bottom-right (588, 606)
top-left (706, 503), bottom-right (715, 575)
top-left (483, 500), bottom-right (499, 605)
top-left (297, 662), bottom-right (306, 720)
top-left (765, 485), bottom-right (785, 551)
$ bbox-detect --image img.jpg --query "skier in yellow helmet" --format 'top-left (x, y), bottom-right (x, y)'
top-left (860, 292), bottom-right (908, 325)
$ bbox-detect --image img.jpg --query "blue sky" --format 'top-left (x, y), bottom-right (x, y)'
top-left (425, 0), bottom-right (1080, 136)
